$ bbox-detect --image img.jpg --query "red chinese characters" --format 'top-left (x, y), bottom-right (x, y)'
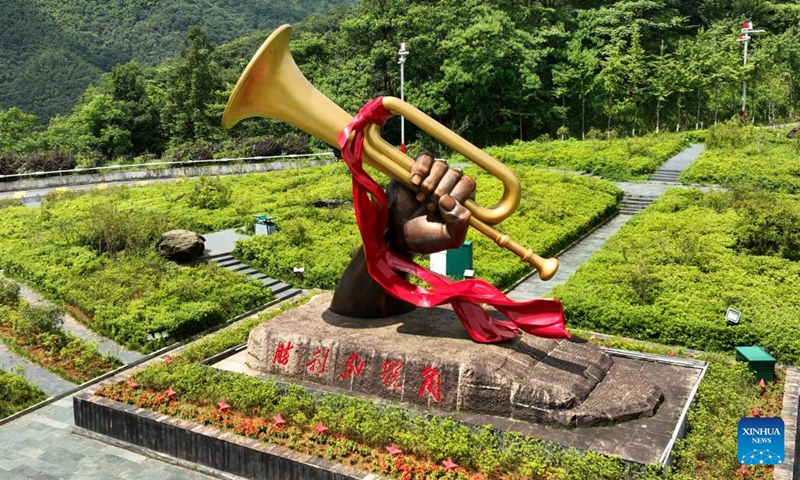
top-left (339, 352), bottom-right (365, 380)
top-left (305, 347), bottom-right (330, 374)
top-left (271, 341), bottom-right (294, 366)
top-left (381, 359), bottom-right (404, 390)
top-left (418, 365), bottom-right (442, 402)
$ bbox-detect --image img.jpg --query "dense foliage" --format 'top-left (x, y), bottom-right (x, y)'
top-left (680, 123), bottom-right (800, 191)
top-left (0, 368), bottom-right (47, 418)
top-left (0, 0), bottom-right (353, 120)
top-left (4, 1), bottom-right (800, 175)
top-left (476, 133), bottom-right (688, 181)
top-left (97, 297), bottom-right (778, 480)
top-left (551, 188), bottom-right (800, 364)
top-left (0, 193), bottom-right (272, 353)
top-left (231, 164), bottom-right (622, 290)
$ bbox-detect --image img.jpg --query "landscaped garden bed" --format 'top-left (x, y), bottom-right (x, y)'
top-left (679, 123), bottom-right (800, 191)
top-left (551, 187), bottom-right (800, 364)
top-left (0, 277), bottom-right (119, 382)
top-left (476, 133), bottom-right (689, 181)
top-left (83, 296), bottom-right (784, 480)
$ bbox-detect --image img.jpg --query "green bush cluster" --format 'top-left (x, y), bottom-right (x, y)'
top-left (680, 124), bottom-right (800, 191)
top-left (469, 133), bottom-right (688, 181)
top-left (0, 368), bottom-right (47, 418)
top-left (0, 278), bottom-right (20, 306)
top-left (551, 188), bottom-right (800, 364)
top-left (187, 176), bottom-right (232, 210)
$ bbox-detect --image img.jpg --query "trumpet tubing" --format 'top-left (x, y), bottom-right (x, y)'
top-left (222, 24), bottom-right (559, 280)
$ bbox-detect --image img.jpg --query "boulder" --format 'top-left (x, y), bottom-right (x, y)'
top-left (156, 230), bottom-right (205, 262)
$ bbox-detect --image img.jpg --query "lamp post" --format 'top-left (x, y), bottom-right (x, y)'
top-left (397, 42), bottom-right (409, 153)
top-left (737, 22), bottom-right (765, 124)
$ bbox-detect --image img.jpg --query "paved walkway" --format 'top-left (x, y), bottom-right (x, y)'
top-left (0, 396), bottom-right (216, 480)
top-left (507, 144), bottom-right (707, 301)
top-left (202, 229), bottom-right (249, 256)
top-left (0, 342), bottom-right (76, 397)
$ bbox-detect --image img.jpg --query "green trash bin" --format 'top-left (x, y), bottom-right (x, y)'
top-left (734, 345), bottom-right (776, 382)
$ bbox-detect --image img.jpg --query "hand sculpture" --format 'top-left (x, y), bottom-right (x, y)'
top-left (330, 152), bottom-right (476, 318)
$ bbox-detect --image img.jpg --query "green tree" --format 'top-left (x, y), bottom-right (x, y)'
top-left (110, 61), bottom-right (165, 155)
top-left (161, 26), bottom-right (224, 145)
top-left (0, 107), bottom-right (38, 153)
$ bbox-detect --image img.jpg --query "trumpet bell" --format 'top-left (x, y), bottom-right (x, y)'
top-left (222, 24), bottom-right (559, 279)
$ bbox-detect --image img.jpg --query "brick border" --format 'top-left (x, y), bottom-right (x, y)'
top-left (775, 366), bottom-right (800, 480)
top-left (73, 393), bottom-right (382, 480)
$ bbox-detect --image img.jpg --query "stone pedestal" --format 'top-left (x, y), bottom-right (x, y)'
top-left (247, 293), bottom-right (663, 428)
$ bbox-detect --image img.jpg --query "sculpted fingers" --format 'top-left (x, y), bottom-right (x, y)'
top-left (409, 152), bottom-right (434, 189)
top-left (418, 160), bottom-right (448, 202)
top-left (449, 174), bottom-right (476, 205)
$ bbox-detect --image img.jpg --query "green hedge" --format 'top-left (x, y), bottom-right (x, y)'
top-left (469, 133), bottom-right (689, 181)
top-left (232, 165), bottom-right (623, 290)
top-left (0, 368), bottom-right (47, 418)
top-left (551, 188), bottom-right (800, 364)
top-left (679, 124), bottom-right (800, 191)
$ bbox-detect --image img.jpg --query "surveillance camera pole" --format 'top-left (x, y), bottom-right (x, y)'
top-left (737, 22), bottom-right (765, 124)
top-left (397, 42), bottom-right (409, 153)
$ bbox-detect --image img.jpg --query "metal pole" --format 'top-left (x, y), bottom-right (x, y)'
top-left (738, 23), bottom-right (765, 123)
top-left (398, 43), bottom-right (409, 153)
top-left (742, 36), bottom-right (748, 119)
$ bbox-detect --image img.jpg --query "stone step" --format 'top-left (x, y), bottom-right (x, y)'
top-left (223, 263), bottom-right (251, 272)
top-left (269, 282), bottom-right (292, 295)
top-left (215, 258), bottom-right (241, 267)
top-left (261, 277), bottom-right (281, 288)
top-left (248, 272), bottom-right (269, 281)
top-left (238, 268), bottom-right (260, 276)
top-left (275, 288), bottom-right (302, 302)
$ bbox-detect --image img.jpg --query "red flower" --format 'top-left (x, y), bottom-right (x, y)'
top-left (166, 387), bottom-right (176, 400)
top-left (443, 457), bottom-right (458, 471)
top-left (164, 355), bottom-right (173, 365)
top-left (315, 422), bottom-right (328, 435)
top-left (386, 444), bottom-right (402, 456)
top-left (759, 378), bottom-right (766, 395)
top-left (752, 407), bottom-right (760, 418)
top-left (218, 400), bottom-right (230, 413)
top-left (273, 414), bottom-right (286, 427)
top-left (127, 379), bottom-right (138, 389)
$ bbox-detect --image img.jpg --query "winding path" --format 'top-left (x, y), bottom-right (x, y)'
top-left (507, 144), bottom-right (707, 301)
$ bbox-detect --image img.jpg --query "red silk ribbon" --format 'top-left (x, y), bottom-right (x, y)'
top-left (337, 97), bottom-right (569, 343)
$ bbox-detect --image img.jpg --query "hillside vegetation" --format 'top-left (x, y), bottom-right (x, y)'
top-left (0, 0), bottom-right (352, 120)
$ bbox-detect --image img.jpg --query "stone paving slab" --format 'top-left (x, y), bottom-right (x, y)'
top-left (202, 229), bottom-right (249, 256)
top-left (775, 366), bottom-right (800, 480)
top-left (0, 341), bottom-right (75, 397)
top-left (62, 314), bottom-right (143, 365)
top-left (507, 214), bottom-right (632, 301)
top-left (659, 143), bottom-right (705, 171)
top-left (0, 396), bottom-right (217, 480)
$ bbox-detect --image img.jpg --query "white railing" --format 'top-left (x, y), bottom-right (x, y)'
top-left (0, 152), bottom-right (336, 180)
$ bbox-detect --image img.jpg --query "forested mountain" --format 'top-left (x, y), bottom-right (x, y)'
top-left (0, 0), bottom-right (353, 121)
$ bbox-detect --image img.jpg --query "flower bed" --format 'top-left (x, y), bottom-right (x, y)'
top-left (79, 297), bottom-right (785, 480)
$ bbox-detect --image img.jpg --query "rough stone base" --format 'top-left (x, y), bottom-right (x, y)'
top-left (246, 293), bottom-right (663, 428)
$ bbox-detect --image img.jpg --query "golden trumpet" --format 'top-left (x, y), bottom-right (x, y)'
top-left (222, 24), bottom-right (559, 280)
